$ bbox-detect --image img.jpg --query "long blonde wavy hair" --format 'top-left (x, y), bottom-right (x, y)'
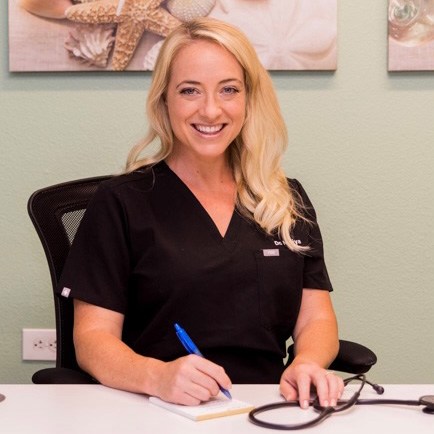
top-left (126, 18), bottom-right (308, 252)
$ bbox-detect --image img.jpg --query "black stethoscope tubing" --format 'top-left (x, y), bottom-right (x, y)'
top-left (248, 375), bottom-right (434, 430)
top-left (248, 399), bottom-right (425, 431)
top-left (249, 402), bottom-right (333, 431)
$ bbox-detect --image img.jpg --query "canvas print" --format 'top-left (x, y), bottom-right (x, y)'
top-left (388, 0), bottom-right (434, 71)
top-left (9, 0), bottom-right (337, 72)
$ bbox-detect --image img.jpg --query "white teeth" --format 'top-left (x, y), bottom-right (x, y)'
top-left (195, 124), bottom-right (224, 133)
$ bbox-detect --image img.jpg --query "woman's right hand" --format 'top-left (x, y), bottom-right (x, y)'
top-left (146, 355), bottom-right (232, 405)
top-left (73, 300), bottom-right (231, 405)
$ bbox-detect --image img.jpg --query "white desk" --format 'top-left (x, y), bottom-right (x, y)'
top-left (0, 384), bottom-right (433, 433)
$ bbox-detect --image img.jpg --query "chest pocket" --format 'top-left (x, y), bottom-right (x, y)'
top-left (254, 249), bottom-right (303, 332)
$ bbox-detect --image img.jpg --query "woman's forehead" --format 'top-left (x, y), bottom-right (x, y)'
top-left (168, 40), bottom-right (244, 85)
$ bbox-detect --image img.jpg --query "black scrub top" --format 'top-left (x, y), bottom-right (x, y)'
top-left (57, 161), bottom-right (333, 384)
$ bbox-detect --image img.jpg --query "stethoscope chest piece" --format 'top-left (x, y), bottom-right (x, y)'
top-left (419, 395), bottom-right (434, 414)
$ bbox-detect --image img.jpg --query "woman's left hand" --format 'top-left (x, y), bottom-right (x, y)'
top-left (280, 360), bottom-right (344, 409)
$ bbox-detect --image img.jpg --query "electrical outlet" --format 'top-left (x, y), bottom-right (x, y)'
top-left (22, 329), bottom-right (56, 361)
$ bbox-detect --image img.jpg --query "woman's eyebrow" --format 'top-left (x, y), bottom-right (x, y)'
top-left (175, 80), bottom-right (200, 89)
top-left (219, 78), bottom-right (244, 85)
top-left (175, 78), bottom-right (243, 89)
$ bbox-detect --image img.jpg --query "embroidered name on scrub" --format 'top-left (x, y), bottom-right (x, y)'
top-left (274, 239), bottom-right (302, 246)
top-left (262, 249), bottom-right (280, 257)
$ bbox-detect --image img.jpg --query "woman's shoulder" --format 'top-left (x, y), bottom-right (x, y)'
top-left (286, 178), bottom-right (316, 218)
top-left (98, 162), bottom-right (166, 195)
top-left (286, 177), bottom-right (303, 194)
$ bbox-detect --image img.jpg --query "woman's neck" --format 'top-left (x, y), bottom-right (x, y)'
top-left (165, 154), bottom-right (234, 192)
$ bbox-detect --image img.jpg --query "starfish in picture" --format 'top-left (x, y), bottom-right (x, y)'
top-left (65, 0), bottom-right (181, 70)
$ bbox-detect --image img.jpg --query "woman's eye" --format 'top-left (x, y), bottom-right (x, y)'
top-left (180, 88), bottom-right (197, 95)
top-left (222, 87), bottom-right (238, 95)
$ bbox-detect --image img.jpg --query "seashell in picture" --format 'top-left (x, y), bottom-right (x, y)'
top-left (209, 0), bottom-right (337, 70)
top-left (388, 0), bottom-right (434, 46)
top-left (18, 0), bottom-right (74, 19)
top-left (64, 24), bottom-right (116, 68)
top-left (143, 40), bottom-right (164, 71)
top-left (167, 0), bottom-right (216, 22)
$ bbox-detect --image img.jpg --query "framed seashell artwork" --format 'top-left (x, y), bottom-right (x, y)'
top-left (9, 0), bottom-right (337, 72)
top-left (388, 0), bottom-right (434, 70)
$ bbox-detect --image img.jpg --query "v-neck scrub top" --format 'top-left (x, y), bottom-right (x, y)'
top-left (57, 161), bottom-right (333, 384)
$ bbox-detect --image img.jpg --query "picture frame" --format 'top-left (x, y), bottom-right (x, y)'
top-left (388, 0), bottom-right (434, 71)
top-left (9, 0), bottom-right (337, 72)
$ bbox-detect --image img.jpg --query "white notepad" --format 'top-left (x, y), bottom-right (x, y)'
top-left (149, 396), bottom-right (255, 421)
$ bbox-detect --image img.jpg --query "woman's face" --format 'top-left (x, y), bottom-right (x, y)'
top-left (165, 40), bottom-right (246, 163)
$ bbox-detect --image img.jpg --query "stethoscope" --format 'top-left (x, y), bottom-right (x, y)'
top-left (249, 374), bottom-right (434, 430)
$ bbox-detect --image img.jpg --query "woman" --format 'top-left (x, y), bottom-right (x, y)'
top-left (58, 18), bottom-right (344, 408)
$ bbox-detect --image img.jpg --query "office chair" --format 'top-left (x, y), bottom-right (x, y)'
top-left (28, 175), bottom-right (112, 384)
top-left (28, 176), bottom-right (377, 384)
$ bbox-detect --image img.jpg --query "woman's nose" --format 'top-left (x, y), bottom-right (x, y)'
top-left (199, 94), bottom-right (222, 120)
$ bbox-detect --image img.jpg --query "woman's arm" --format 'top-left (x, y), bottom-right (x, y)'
top-left (280, 289), bottom-right (344, 408)
top-left (73, 299), bottom-right (231, 405)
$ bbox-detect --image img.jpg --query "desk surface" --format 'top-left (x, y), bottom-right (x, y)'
top-left (1, 383), bottom-right (433, 433)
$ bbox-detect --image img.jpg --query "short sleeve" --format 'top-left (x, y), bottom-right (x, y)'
top-left (56, 183), bottom-right (131, 313)
top-left (291, 179), bottom-right (333, 292)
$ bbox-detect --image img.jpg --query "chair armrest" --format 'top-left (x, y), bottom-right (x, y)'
top-left (286, 339), bottom-right (377, 374)
top-left (329, 339), bottom-right (377, 374)
top-left (32, 368), bottom-right (97, 384)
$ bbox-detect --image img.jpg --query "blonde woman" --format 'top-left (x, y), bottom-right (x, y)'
top-left (58, 18), bottom-right (343, 408)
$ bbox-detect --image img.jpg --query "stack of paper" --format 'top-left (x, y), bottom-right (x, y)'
top-left (149, 396), bottom-right (254, 421)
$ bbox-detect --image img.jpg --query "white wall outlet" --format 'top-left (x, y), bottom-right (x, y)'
top-left (22, 328), bottom-right (56, 361)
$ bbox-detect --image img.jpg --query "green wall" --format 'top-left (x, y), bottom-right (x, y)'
top-left (1, 1), bottom-right (433, 384)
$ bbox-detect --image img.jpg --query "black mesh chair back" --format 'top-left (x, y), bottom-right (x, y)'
top-left (28, 176), bottom-right (112, 374)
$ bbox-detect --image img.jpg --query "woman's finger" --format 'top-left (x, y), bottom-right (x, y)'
top-left (189, 368), bottom-right (220, 397)
top-left (280, 378), bottom-right (298, 401)
top-left (314, 371), bottom-right (330, 407)
top-left (296, 373), bottom-right (312, 409)
top-left (325, 372), bottom-right (340, 406)
top-left (191, 355), bottom-right (232, 391)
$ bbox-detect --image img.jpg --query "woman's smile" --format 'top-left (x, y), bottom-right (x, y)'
top-left (192, 123), bottom-right (226, 135)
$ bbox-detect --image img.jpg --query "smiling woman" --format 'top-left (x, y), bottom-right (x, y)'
top-left (57, 18), bottom-right (342, 409)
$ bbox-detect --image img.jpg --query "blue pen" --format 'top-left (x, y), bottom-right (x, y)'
top-left (174, 323), bottom-right (232, 399)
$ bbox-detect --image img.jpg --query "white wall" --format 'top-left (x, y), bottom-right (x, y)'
top-left (1, 1), bottom-right (433, 383)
